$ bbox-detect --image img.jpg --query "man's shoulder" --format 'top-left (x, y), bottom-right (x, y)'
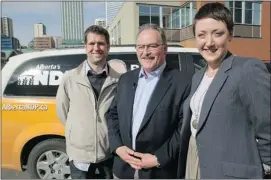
top-left (166, 67), bottom-right (192, 82)
top-left (61, 63), bottom-right (83, 84)
top-left (119, 68), bottom-right (140, 80)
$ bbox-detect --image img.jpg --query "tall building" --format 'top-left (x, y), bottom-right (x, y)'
top-left (34, 23), bottom-right (46, 37)
top-left (1, 17), bottom-right (14, 37)
top-left (105, 2), bottom-right (123, 28)
top-left (95, 18), bottom-right (106, 28)
top-left (61, 1), bottom-right (84, 46)
top-left (1, 35), bottom-right (20, 50)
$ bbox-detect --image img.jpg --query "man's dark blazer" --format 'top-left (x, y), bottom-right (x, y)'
top-left (177, 53), bottom-right (271, 179)
top-left (107, 65), bottom-right (191, 179)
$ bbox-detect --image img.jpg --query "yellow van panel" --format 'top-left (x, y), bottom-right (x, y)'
top-left (1, 97), bottom-right (65, 170)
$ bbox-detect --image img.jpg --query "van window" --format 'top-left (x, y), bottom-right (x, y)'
top-left (108, 53), bottom-right (181, 71)
top-left (108, 53), bottom-right (139, 70)
top-left (191, 53), bottom-right (205, 71)
top-left (4, 52), bottom-right (181, 97)
top-left (4, 54), bottom-right (86, 97)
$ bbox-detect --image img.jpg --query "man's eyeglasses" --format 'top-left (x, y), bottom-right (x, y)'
top-left (136, 43), bottom-right (164, 52)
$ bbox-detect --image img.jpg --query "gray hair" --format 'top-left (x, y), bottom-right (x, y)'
top-left (137, 24), bottom-right (167, 44)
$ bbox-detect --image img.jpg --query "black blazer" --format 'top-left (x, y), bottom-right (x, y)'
top-left (107, 66), bottom-right (191, 179)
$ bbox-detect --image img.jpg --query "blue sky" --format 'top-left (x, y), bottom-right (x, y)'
top-left (2, 1), bottom-right (105, 45)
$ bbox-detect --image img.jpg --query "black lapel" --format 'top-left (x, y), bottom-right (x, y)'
top-left (125, 68), bottom-right (140, 141)
top-left (137, 66), bottom-right (172, 133)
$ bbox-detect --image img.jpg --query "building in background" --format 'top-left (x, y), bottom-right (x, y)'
top-left (109, 1), bottom-right (270, 62)
top-left (34, 23), bottom-right (46, 37)
top-left (95, 18), bottom-right (106, 28)
top-left (179, 1), bottom-right (270, 62)
top-left (33, 36), bottom-right (55, 50)
top-left (105, 2), bottom-right (123, 28)
top-left (108, 2), bottom-right (182, 45)
top-left (1, 35), bottom-right (20, 50)
top-left (61, 1), bottom-right (84, 48)
top-left (1, 17), bottom-right (14, 37)
top-left (55, 36), bottom-right (64, 49)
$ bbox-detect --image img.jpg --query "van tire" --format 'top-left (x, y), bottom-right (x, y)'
top-left (27, 138), bottom-right (70, 179)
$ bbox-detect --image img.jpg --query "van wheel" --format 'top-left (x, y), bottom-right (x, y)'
top-left (27, 139), bottom-right (71, 179)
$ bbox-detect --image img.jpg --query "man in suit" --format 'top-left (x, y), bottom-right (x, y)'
top-left (56, 25), bottom-right (123, 179)
top-left (107, 23), bottom-right (191, 179)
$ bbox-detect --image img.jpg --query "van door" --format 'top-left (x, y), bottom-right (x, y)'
top-left (1, 54), bottom-right (85, 167)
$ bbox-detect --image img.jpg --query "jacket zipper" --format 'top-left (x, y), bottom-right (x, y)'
top-left (91, 81), bottom-right (118, 162)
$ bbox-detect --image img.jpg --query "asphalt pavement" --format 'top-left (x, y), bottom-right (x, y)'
top-left (1, 168), bottom-right (30, 179)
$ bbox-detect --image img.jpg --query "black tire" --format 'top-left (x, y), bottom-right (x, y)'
top-left (27, 138), bottom-right (70, 179)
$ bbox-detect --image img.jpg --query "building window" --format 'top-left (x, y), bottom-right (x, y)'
top-left (252, 2), bottom-right (261, 25)
top-left (139, 5), bottom-right (151, 26)
top-left (172, 8), bottom-right (180, 28)
top-left (138, 2), bottom-right (196, 29)
top-left (162, 7), bottom-right (171, 28)
top-left (151, 6), bottom-right (160, 25)
top-left (226, 1), bottom-right (261, 25)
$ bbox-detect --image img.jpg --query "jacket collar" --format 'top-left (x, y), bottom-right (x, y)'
top-left (75, 61), bottom-right (120, 88)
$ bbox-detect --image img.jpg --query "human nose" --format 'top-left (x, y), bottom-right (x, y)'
top-left (141, 47), bottom-right (151, 56)
top-left (205, 34), bottom-right (214, 47)
top-left (93, 43), bottom-right (100, 51)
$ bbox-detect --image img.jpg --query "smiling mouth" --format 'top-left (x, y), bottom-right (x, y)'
top-left (203, 49), bottom-right (217, 53)
top-left (142, 57), bottom-right (155, 60)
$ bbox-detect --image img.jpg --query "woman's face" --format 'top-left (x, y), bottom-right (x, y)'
top-left (194, 18), bottom-right (232, 66)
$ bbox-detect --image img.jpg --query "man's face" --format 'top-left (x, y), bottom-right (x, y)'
top-left (136, 29), bottom-right (167, 73)
top-left (85, 32), bottom-right (110, 65)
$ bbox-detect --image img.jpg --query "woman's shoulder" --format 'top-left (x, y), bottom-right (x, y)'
top-left (232, 55), bottom-right (266, 69)
top-left (233, 55), bottom-right (262, 63)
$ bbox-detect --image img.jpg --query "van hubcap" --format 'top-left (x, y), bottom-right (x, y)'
top-left (36, 150), bottom-right (71, 179)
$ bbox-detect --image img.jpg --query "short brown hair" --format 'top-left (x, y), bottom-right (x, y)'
top-left (193, 2), bottom-right (234, 36)
top-left (84, 25), bottom-right (110, 45)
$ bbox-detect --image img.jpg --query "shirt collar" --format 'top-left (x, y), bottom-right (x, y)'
top-left (139, 62), bottom-right (166, 79)
top-left (85, 60), bottom-right (108, 76)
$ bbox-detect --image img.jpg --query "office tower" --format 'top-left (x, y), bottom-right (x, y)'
top-left (1, 17), bottom-right (14, 37)
top-left (34, 23), bottom-right (46, 37)
top-left (61, 1), bottom-right (84, 41)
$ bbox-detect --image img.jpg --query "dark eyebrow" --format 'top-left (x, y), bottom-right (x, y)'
top-left (213, 29), bottom-right (224, 32)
